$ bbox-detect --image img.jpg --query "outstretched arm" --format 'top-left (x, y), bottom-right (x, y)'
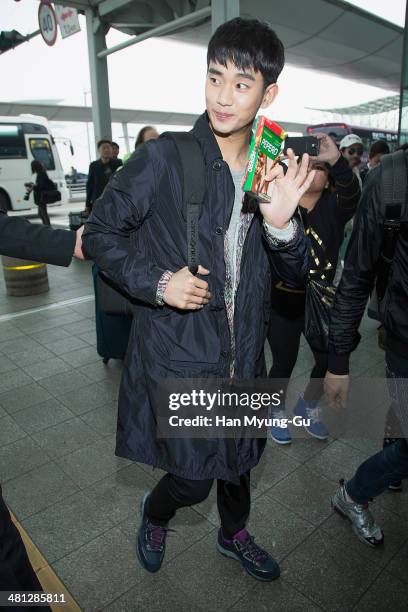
top-left (0, 212), bottom-right (78, 266)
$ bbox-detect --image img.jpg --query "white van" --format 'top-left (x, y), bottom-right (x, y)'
top-left (0, 115), bottom-right (69, 212)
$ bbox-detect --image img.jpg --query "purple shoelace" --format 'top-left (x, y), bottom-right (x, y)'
top-left (239, 535), bottom-right (268, 564)
top-left (146, 522), bottom-right (175, 550)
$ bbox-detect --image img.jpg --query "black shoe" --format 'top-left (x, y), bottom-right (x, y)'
top-left (388, 481), bottom-right (403, 492)
top-left (136, 493), bottom-right (169, 573)
top-left (216, 528), bottom-right (280, 582)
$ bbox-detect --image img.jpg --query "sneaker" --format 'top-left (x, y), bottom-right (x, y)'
top-left (331, 479), bottom-right (384, 547)
top-left (293, 396), bottom-right (329, 440)
top-left (136, 493), bottom-right (171, 572)
top-left (269, 410), bottom-right (292, 445)
top-left (388, 481), bottom-right (403, 492)
top-left (217, 528), bottom-right (280, 582)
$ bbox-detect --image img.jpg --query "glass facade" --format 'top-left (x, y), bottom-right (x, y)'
top-left (398, 2), bottom-right (408, 144)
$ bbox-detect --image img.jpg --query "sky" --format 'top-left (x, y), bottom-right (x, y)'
top-left (0, 0), bottom-right (406, 172)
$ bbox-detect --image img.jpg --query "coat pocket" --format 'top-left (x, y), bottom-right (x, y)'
top-left (152, 308), bottom-right (221, 364)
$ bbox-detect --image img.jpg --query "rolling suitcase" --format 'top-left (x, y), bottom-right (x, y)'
top-left (92, 264), bottom-right (132, 363)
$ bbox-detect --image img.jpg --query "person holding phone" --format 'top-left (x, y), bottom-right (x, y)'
top-left (267, 133), bottom-right (361, 443)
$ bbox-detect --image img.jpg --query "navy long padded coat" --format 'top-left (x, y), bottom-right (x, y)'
top-left (83, 113), bottom-right (307, 483)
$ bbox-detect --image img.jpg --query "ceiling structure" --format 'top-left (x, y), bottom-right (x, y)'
top-left (309, 94), bottom-right (401, 115)
top-left (49, 0), bottom-right (403, 91)
top-left (0, 101), bottom-right (308, 133)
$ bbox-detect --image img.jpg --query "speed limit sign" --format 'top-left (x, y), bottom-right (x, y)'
top-left (38, 1), bottom-right (58, 46)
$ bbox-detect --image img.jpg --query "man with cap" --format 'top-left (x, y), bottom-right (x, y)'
top-left (339, 134), bottom-right (364, 188)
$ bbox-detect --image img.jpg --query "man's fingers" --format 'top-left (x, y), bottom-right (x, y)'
top-left (298, 169), bottom-right (316, 196)
top-left (283, 148), bottom-right (297, 180)
top-left (186, 302), bottom-right (204, 310)
top-left (185, 294), bottom-right (209, 306)
top-left (197, 265), bottom-right (210, 275)
top-left (186, 286), bottom-right (210, 299)
top-left (294, 153), bottom-right (310, 187)
top-left (193, 277), bottom-right (210, 291)
top-left (265, 164), bottom-right (283, 184)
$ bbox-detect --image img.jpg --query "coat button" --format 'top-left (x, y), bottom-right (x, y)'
top-left (213, 160), bottom-right (222, 171)
top-left (221, 350), bottom-right (229, 358)
top-left (215, 226), bottom-right (223, 235)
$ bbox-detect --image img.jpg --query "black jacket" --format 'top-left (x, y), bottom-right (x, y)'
top-left (33, 170), bottom-right (56, 207)
top-left (328, 165), bottom-right (408, 374)
top-left (83, 113), bottom-right (307, 483)
top-left (0, 211), bottom-right (75, 265)
top-left (86, 158), bottom-right (122, 209)
top-left (269, 155), bottom-right (360, 317)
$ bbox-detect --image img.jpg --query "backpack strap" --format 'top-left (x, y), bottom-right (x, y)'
top-left (381, 150), bottom-right (407, 221)
top-left (164, 132), bottom-right (206, 275)
top-left (375, 150), bottom-right (408, 301)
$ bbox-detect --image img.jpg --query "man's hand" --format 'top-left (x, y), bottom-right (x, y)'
top-left (313, 132), bottom-right (340, 166)
top-left (164, 265), bottom-right (211, 310)
top-left (74, 225), bottom-right (85, 260)
top-left (259, 149), bottom-right (316, 229)
top-left (324, 371), bottom-right (350, 410)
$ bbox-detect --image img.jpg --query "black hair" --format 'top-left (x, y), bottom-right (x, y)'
top-left (135, 126), bottom-right (155, 148)
top-left (111, 141), bottom-right (119, 149)
top-left (97, 139), bottom-right (112, 149)
top-left (369, 140), bottom-right (390, 158)
top-left (31, 160), bottom-right (44, 174)
top-left (207, 17), bottom-right (285, 87)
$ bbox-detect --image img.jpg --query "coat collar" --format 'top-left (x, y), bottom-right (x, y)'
top-left (191, 112), bottom-right (223, 164)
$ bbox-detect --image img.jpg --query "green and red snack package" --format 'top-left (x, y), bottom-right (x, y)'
top-left (243, 117), bottom-right (286, 202)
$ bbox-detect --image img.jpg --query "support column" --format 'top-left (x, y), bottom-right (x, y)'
top-left (398, 1), bottom-right (408, 145)
top-left (122, 122), bottom-right (130, 154)
top-left (86, 11), bottom-right (112, 154)
top-left (211, 0), bottom-right (240, 33)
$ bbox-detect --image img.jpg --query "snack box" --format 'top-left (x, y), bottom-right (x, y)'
top-left (243, 117), bottom-right (286, 202)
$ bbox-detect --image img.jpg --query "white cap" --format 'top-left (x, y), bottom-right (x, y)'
top-left (339, 134), bottom-right (363, 150)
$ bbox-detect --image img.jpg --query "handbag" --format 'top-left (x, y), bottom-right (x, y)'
top-left (300, 208), bottom-right (336, 353)
top-left (96, 132), bottom-right (206, 316)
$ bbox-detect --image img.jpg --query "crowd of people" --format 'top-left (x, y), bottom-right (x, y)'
top-left (2, 15), bottom-right (407, 600)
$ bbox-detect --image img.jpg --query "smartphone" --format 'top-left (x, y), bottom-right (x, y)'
top-left (283, 136), bottom-right (320, 157)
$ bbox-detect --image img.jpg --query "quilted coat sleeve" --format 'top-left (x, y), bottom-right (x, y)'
top-left (82, 143), bottom-right (166, 307)
top-left (264, 218), bottom-right (310, 289)
top-left (0, 211), bottom-right (75, 265)
top-left (328, 167), bottom-right (384, 374)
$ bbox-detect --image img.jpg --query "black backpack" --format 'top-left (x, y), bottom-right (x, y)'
top-left (96, 132), bottom-right (206, 316)
top-left (368, 149), bottom-right (407, 321)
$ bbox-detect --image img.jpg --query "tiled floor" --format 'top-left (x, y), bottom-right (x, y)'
top-left (1, 259), bottom-right (407, 611)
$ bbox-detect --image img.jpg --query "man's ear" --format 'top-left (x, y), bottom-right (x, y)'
top-left (260, 83), bottom-right (278, 109)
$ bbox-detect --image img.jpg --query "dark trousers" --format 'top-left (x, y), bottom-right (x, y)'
top-left (0, 487), bottom-right (50, 611)
top-left (267, 307), bottom-right (328, 403)
top-left (347, 350), bottom-right (408, 504)
top-left (145, 471), bottom-right (251, 540)
top-left (37, 205), bottom-right (50, 226)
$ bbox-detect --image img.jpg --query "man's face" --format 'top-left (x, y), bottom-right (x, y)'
top-left (99, 142), bottom-right (112, 160)
top-left (205, 60), bottom-right (278, 135)
top-left (111, 144), bottom-right (119, 158)
top-left (342, 143), bottom-right (363, 168)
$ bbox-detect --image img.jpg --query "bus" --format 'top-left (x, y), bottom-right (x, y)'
top-left (0, 116), bottom-right (69, 212)
top-left (306, 123), bottom-right (399, 162)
